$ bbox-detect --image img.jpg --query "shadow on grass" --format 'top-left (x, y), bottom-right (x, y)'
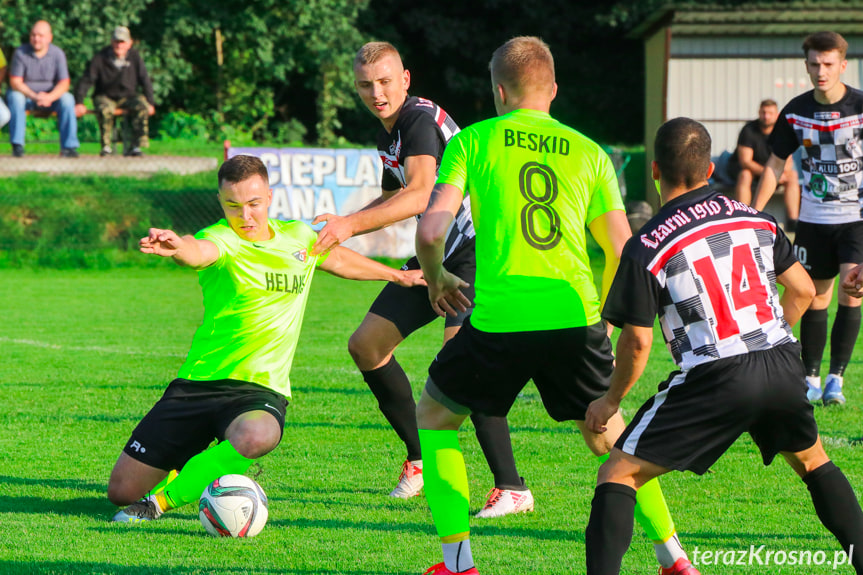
top-left (292, 385), bottom-right (369, 396)
top-left (0, 495), bottom-right (107, 517)
top-left (0, 560), bottom-right (414, 574)
top-left (283, 421), bottom-right (390, 431)
top-left (682, 530), bottom-right (834, 543)
top-left (271, 517), bottom-right (577, 542)
top-left (0, 475), bottom-right (104, 492)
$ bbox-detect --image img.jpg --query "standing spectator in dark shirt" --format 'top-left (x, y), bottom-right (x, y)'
top-left (729, 99), bottom-right (800, 230)
top-left (74, 26), bottom-right (155, 157)
top-left (7, 20), bottom-right (79, 158)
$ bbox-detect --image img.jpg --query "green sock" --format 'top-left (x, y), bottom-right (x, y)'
top-left (146, 469), bottom-right (178, 497)
top-left (596, 453), bottom-right (676, 542)
top-left (634, 476), bottom-right (676, 543)
top-left (156, 440), bottom-right (255, 511)
top-left (419, 429), bottom-right (470, 541)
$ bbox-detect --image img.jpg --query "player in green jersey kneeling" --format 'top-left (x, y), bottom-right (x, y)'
top-left (109, 154), bottom-right (425, 523)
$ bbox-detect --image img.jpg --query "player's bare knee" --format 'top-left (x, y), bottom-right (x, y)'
top-left (347, 329), bottom-right (369, 363)
top-left (784, 441), bottom-right (831, 478)
top-left (348, 329), bottom-right (387, 369)
top-left (230, 432), bottom-right (279, 459)
top-left (106, 478), bottom-right (140, 506)
top-left (416, 387), bottom-right (464, 430)
top-left (596, 453), bottom-right (632, 486)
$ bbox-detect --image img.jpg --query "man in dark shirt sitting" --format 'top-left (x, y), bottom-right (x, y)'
top-left (728, 99), bottom-right (800, 230)
top-left (74, 26), bottom-right (155, 157)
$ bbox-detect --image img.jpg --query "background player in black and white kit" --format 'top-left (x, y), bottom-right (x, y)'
top-left (752, 31), bottom-right (863, 406)
top-left (311, 42), bottom-right (533, 516)
top-left (584, 117), bottom-right (863, 575)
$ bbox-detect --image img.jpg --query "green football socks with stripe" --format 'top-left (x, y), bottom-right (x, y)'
top-left (154, 440), bottom-right (255, 511)
top-left (419, 429), bottom-right (475, 572)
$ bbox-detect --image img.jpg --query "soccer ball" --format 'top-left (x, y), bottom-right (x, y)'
top-left (199, 474), bottom-right (268, 537)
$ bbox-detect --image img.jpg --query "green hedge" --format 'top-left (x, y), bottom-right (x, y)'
top-left (0, 172), bottom-right (220, 268)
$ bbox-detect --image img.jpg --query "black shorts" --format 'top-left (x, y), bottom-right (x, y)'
top-left (369, 238), bottom-right (476, 337)
top-left (426, 317), bottom-right (613, 421)
top-left (616, 342), bottom-right (819, 475)
top-left (123, 379), bottom-right (288, 471)
top-left (794, 220), bottom-right (863, 280)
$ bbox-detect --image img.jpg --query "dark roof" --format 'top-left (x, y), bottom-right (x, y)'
top-left (630, 3), bottom-right (863, 38)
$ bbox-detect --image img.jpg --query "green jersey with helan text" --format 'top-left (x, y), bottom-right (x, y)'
top-left (436, 108), bottom-right (623, 332)
top-left (177, 218), bottom-right (324, 397)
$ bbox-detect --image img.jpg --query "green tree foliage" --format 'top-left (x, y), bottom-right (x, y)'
top-left (0, 0), bottom-right (777, 147)
top-left (0, 0), bottom-right (367, 145)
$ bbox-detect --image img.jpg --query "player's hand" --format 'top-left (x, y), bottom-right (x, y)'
top-left (841, 263), bottom-right (863, 298)
top-left (428, 270), bottom-right (471, 318)
top-left (395, 269), bottom-right (426, 288)
top-left (147, 104), bottom-right (156, 116)
top-left (311, 213), bottom-right (354, 256)
top-left (74, 103), bottom-right (88, 118)
top-left (585, 395), bottom-right (620, 434)
top-left (139, 228), bottom-right (184, 257)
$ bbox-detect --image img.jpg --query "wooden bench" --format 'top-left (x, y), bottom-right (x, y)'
top-left (26, 108), bottom-right (125, 118)
top-left (24, 108), bottom-right (128, 148)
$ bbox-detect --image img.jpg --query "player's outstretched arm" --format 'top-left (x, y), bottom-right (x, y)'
top-left (841, 263), bottom-right (863, 298)
top-left (587, 209), bottom-right (632, 312)
top-left (139, 228), bottom-right (219, 269)
top-left (751, 154), bottom-right (785, 211)
top-left (318, 246), bottom-right (426, 288)
top-left (311, 155), bottom-right (438, 255)
top-left (416, 183), bottom-right (471, 317)
top-left (776, 261), bottom-right (816, 326)
top-left (585, 323), bottom-right (653, 434)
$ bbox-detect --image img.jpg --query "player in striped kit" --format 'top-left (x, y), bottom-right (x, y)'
top-left (585, 117), bottom-right (863, 575)
top-left (752, 31), bottom-right (863, 405)
top-left (311, 42), bottom-right (531, 515)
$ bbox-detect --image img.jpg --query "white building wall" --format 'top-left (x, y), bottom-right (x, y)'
top-left (664, 36), bottom-right (863, 155)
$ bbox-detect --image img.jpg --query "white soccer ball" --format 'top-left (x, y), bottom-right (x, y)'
top-left (199, 474), bottom-right (268, 537)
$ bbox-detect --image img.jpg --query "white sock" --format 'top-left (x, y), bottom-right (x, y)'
top-left (653, 533), bottom-right (686, 569)
top-left (443, 539), bottom-right (474, 573)
top-left (146, 493), bottom-right (166, 517)
top-left (806, 375), bottom-right (822, 389)
top-left (411, 459), bottom-right (423, 469)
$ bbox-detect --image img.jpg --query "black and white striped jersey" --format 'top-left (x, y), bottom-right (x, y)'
top-left (769, 86), bottom-right (863, 224)
top-left (603, 187), bottom-right (798, 370)
top-left (377, 96), bottom-right (474, 260)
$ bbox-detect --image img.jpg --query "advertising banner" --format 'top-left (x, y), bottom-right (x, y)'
top-left (228, 147), bottom-right (417, 258)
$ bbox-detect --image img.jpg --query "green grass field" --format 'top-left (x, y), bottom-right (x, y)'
top-left (0, 268), bottom-right (861, 574)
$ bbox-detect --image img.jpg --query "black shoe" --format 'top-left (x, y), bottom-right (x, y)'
top-left (11, 144), bottom-right (24, 158)
top-left (124, 147), bottom-right (143, 157)
top-left (60, 148), bottom-right (79, 158)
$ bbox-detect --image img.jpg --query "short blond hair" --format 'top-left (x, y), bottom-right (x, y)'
top-left (489, 36), bottom-right (555, 96)
top-left (354, 41), bottom-right (402, 68)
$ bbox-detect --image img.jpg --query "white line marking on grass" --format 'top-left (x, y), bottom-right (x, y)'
top-left (0, 336), bottom-right (185, 358)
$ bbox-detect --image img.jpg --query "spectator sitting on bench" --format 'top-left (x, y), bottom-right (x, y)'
top-left (728, 98), bottom-right (800, 231)
top-left (74, 26), bottom-right (155, 157)
top-left (7, 20), bottom-right (79, 158)
top-left (0, 48), bottom-right (10, 130)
